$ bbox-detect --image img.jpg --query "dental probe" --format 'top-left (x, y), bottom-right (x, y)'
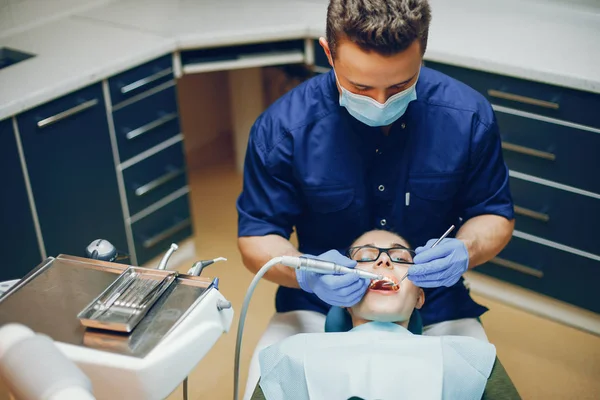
top-left (395, 224), bottom-right (456, 285)
top-left (279, 256), bottom-right (386, 281)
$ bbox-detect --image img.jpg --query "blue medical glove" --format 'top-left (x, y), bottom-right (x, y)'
top-left (408, 238), bottom-right (469, 288)
top-left (295, 250), bottom-right (369, 307)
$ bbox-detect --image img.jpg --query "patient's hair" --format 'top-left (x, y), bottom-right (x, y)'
top-left (350, 229), bottom-right (412, 249)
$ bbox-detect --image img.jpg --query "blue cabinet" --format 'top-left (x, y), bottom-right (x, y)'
top-left (0, 118), bottom-right (41, 280)
top-left (420, 60), bottom-right (600, 314)
top-left (112, 84), bottom-right (180, 162)
top-left (108, 54), bottom-right (192, 266)
top-left (16, 83), bottom-right (128, 258)
top-left (122, 140), bottom-right (188, 217)
top-left (132, 193), bottom-right (192, 266)
top-left (479, 236), bottom-right (600, 314)
top-left (108, 54), bottom-right (173, 106)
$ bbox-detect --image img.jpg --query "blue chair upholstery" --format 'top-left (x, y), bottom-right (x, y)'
top-left (325, 307), bottom-right (423, 334)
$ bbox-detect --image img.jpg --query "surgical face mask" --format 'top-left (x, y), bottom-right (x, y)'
top-left (336, 71), bottom-right (418, 127)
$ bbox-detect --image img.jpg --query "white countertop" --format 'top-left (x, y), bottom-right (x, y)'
top-left (1, 0), bottom-right (599, 120)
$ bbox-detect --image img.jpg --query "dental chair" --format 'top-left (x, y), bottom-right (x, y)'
top-left (250, 307), bottom-right (521, 400)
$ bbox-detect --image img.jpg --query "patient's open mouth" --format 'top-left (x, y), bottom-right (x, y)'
top-left (369, 277), bottom-right (400, 292)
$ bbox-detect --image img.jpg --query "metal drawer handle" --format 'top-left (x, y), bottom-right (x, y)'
top-left (121, 68), bottom-right (173, 94)
top-left (490, 257), bottom-right (544, 278)
top-left (502, 142), bottom-right (556, 161)
top-left (37, 99), bottom-right (99, 128)
top-left (182, 50), bottom-right (305, 74)
top-left (487, 89), bottom-right (559, 110)
top-left (514, 205), bottom-right (550, 222)
top-left (135, 168), bottom-right (185, 197)
top-left (126, 112), bottom-right (178, 140)
top-left (143, 218), bottom-right (191, 249)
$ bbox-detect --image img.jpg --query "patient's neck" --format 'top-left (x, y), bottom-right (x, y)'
top-left (352, 317), bottom-right (410, 329)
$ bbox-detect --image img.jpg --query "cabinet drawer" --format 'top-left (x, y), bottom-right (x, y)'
top-left (424, 61), bottom-right (600, 130)
top-left (112, 85), bottom-right (180, 162)
top-left (0, 118), bottom-right (42, 279)
top-left (108, 54), bottom-right (174, 106)
top-left (478, 236), bottom-right (600, 313)
top-left (123, 141), bottom-right (188, 216)
top-left (497, 111), bottom-right (600, 194)
top-left (17, 83), bottom-right (128, 258)
top-left (132, 194), bottom-right (192, 266)
top-left (510, 177), bottom-right (599, 256)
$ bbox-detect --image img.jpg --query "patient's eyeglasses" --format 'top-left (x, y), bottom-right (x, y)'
top-left (346, 245), bottom-right (415, 264)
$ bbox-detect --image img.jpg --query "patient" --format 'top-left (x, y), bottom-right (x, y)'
top-left (344, 229), bottom-right (425, 330)
top-left (253, 230), bottom-right (521, 400)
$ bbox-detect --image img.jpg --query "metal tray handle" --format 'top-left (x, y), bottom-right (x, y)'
top-left (120, 68), bottom-right (173, 94)
top-left (125, 112), bottom-right (178, 140)
top-left (37, 99), bottom-right (99, 128)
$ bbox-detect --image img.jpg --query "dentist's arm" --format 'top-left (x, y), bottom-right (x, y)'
top-left (456, 214), bottom-right (514, 269)
top-left (238, 235), bottom-right (302, 288)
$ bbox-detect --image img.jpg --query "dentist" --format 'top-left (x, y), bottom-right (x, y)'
top-left (237, 1), bottom-right (514, 398)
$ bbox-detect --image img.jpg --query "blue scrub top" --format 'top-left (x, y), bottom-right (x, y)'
top-left (237, 66), bottom-right (514, 326)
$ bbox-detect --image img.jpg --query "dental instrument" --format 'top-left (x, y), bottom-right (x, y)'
top-left (233, 255), bottom-right (389, 400)
top-left (394, 224), bottom-right (456, 286)
top-left (287, 256), bottom-right (387, 281)
top-left (187, 257), bottom-right (228, 276)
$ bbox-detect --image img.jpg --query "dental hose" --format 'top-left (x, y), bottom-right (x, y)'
top-left (233, 256), bottom-right (388, 400)
top-left (233, 257), bottom-right (283, 400)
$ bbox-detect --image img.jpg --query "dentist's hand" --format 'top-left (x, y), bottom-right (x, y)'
top-left (408, 238), bottom-right (469, 288)
top-left (295, 250), bottom-right (369, 307)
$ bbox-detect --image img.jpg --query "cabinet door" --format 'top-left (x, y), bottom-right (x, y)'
top-left (16, 83), bottom-right (128, 258)
top-left (0, 118), bottom-right (42, 279)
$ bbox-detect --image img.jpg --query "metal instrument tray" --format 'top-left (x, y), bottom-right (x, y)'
top-left (77, 267), bottom-right (177, 333)
top-left (0, 255), bottom-right (215, 358)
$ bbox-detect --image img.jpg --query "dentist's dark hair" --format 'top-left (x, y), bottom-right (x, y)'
top-left (326, 0), bottom-right (432, 58)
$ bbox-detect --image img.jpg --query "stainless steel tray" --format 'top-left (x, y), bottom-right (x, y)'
top-left (77, 267), bottom-right (177, 333)
top-left (0, 255), bottom-right (215, 358)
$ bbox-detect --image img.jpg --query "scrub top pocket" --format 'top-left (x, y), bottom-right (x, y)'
top-left (298, 185), bottom-right (364, 253)
top-left (406, 173), bottom-right (462, 220)
top-left (303, 185), bottom-right (355, 214)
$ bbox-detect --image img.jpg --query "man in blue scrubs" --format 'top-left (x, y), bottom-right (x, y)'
top-left (237, 1), bottom-right (514, 397)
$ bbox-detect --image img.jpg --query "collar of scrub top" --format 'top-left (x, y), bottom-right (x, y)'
top-left (349, 321), bottom-right (413, 335)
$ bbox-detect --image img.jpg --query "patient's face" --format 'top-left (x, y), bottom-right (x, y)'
top-left (347, 230), bottom-right (424, 326)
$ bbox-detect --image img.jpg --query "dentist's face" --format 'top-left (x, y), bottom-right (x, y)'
top-left (347, 230), bottom-right (424, 325)
top-left (319, 37), bottom-right (422, 104)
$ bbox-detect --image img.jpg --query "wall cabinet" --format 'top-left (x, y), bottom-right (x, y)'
top-left (0, 119), bottom-right (41, 280)
top-left (16, 83), bottom-right (128, 259)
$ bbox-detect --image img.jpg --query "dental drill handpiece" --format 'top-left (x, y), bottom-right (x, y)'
top-left (279, 256), bottom-right (385, 281)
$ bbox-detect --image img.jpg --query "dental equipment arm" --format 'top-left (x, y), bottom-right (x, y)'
top-left (233, 256), bottom-right (386, 400)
